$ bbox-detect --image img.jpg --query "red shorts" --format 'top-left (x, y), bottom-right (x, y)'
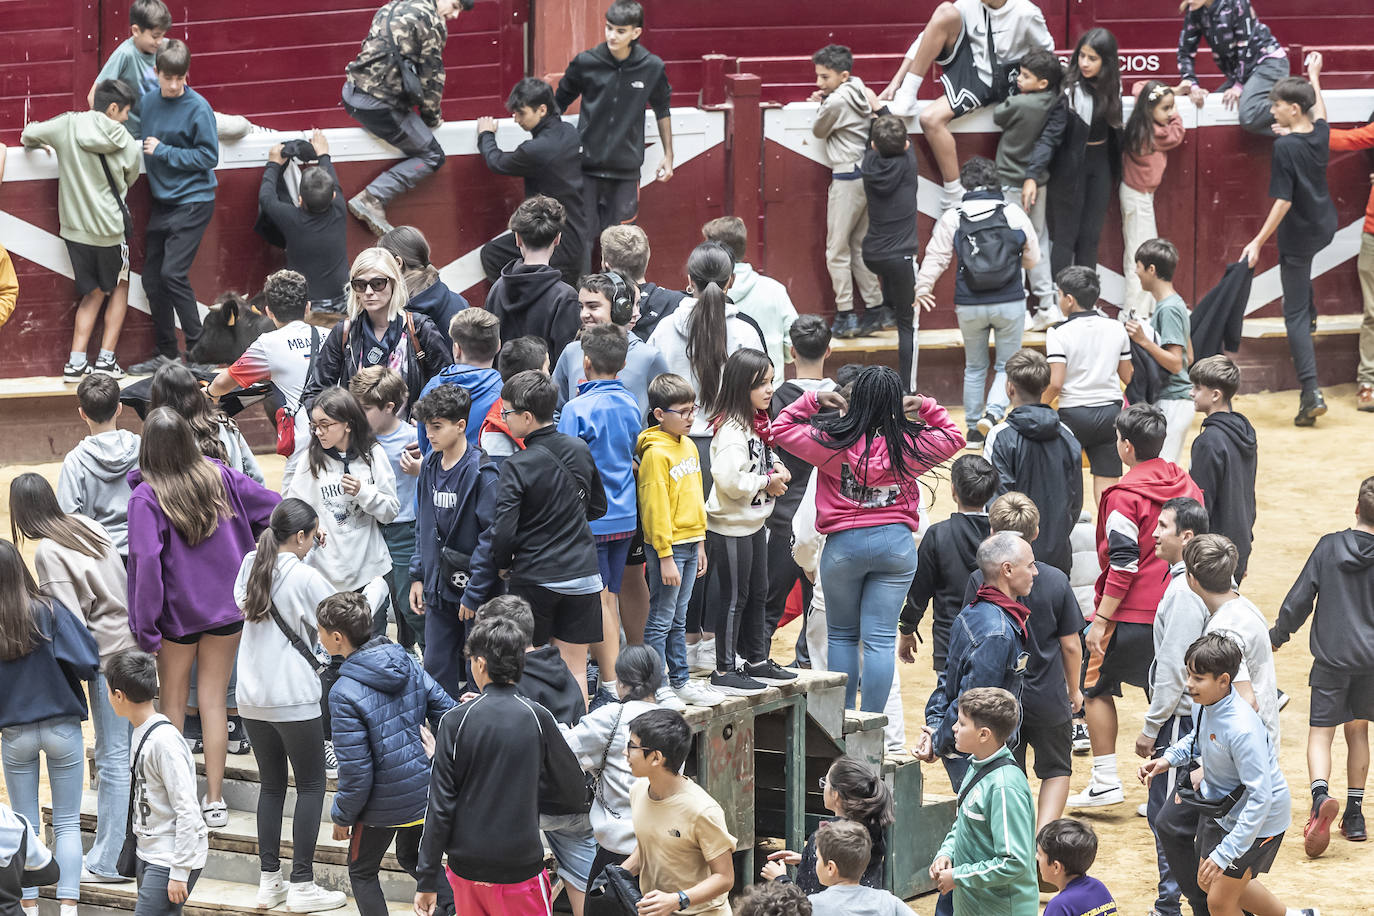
top-left (446, 868), bottom-right (553, 916)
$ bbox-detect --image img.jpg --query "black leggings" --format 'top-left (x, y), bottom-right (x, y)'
top-left (243, 717), bottom-right (327, 882)
top-left (1154, 784), bottom-right (1209, 916)
top-left (863, 255), bottom-right (917, 392)
top-left (764, 510), bottom-right (812, 640)
top-left (1048, 142), bottom-right (1113, 277)
top-left (706, 529), bottom-right (769, 672)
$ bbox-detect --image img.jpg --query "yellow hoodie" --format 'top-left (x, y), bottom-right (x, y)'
top-left (635, 425), bottom-right (707, 556)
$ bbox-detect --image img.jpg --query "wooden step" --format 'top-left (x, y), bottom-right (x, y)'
top-left (38, 876), bottom-right (413, 916)
top-left (48, 797), bottom-right (405, 873)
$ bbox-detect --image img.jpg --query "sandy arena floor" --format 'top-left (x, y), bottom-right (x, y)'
top-left (2, 385), bottom-right (1372, 914)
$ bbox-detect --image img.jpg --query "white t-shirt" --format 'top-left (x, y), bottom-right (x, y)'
top-left (1206, 595), bottom-right (1280, 749)
top-left (226, 320), bottom-right (320, 481)
top-left (1045, 310), bottom-right (1131, 408)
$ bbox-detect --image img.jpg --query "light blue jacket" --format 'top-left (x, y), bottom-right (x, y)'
top-left (552, 332), bottom-right (669, 420)
top-left (556, 379), bottom-right (642, 536)
top-left (1164, 688), bottom-right (1291, 869)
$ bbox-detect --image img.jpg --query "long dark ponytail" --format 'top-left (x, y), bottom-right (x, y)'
top-left (809, 366), bottom-right (958, 489)
top-left (1067, 27), bottom-right (1123, 129)
top-left (242, 498), bottom-right (318, 623)
top-left (826, 755), bottom-right (895, 838)
top-left (685, 242), bottom-right (735, 410)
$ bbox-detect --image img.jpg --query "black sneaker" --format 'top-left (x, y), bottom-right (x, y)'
top-left (1294, 390), bottom-right (1328, 427)
top-left (128, 353), bottom-right (174, 376)
top-left (709, 668), bottom-right (768, 696)
top-left (746, 659), bottom-right (798, 683)
top-left (1342, 809), bottom-right (1367, 842)
top-left (976, 412), bottom-right (998, 437)
top-left (1071, 720), bottom-right (1091, 755)
top-left (1277, 688), bottom-right (1291, 711)
top-left (63, 360), bottom-right (90, 383)
top-left (226, 716), bottom-right (252, 755)
top-left (831, 312), bottom-right (861, 339)
top-left (90, 355), bottom-right (125, 379)
top-left (965, 427), bottom-right (986, 447)
top-left (183, 712), bottom-right (204, 755)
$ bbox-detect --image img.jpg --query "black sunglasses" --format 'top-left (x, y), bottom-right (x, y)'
top-left (350, 276), bottom-right (391, 294)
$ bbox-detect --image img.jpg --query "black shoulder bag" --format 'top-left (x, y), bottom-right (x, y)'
top-left (956, 755), bottom-right (1019, 808)
top-left (97, 154), bottom-right (133, 241)
top-left (384, 4), bottom-right (426, 109)
top-left (267, 600), bottom-right (331, 676)
top-left (1172, 707), bottom-right (1246, 818)
top-left (116, 720), bottom-right (174, 877)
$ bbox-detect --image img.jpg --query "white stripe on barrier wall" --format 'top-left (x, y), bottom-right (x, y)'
top-left (0, 108), bottom-right (725, 324)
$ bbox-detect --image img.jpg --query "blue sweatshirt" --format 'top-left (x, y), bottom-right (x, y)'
top-left (0, 601), bottom-right (99, 729)
top-left (138, 86), bottom-right (218, 204)
top-left (416, 365), bottom-right (504, 453)
top-left (557, 379), bottom-right (641, 536)
top-left (1163, 689), bottom-right (1291, 870)
top-left (552, 332), bottom-right (670, 418)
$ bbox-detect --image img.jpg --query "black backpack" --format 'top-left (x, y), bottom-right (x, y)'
top-left (956, 203), bottom-right (1023, 293)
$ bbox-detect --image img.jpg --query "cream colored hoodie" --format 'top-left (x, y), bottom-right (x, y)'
top-left (705, 418), bottom-right (783, 537)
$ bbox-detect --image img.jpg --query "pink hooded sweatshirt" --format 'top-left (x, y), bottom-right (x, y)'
top-left (772, 391), bottom-right (965, 534)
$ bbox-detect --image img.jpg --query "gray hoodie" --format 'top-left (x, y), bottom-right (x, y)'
top-left (1143, 561), bottom-right (1207, 738)
top-left (56, 429), bottom-right (140, 556)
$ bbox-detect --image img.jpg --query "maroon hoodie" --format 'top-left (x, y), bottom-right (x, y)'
top-left (1094, 458), bottom-right (1203, 624)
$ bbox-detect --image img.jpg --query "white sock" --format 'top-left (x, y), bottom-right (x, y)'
top-left (1091, 753), bottom-right (1119, 786)
top-left (899, 72), bottom-right (923, 95)
top-left (942, 179), bottom-right (963, 203)
top-left (601, 679), bottom-right (617, 693)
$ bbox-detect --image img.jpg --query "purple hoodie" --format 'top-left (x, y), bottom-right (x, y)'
top-left (126, 460), bottom-right (280, 652)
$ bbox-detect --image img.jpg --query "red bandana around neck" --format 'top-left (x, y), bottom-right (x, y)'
top-left (711, 409), bottom-right (775, 447)
top-left (975, 584), bottom-right (1031, 640)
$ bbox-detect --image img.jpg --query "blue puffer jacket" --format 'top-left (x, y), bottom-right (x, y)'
top-left (329, 637), bottom-right (455, 827)
top-left (407, 275), bottom-right (469, 348)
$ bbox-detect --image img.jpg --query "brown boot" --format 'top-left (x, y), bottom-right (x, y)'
top-left (348, 191), bottom-right (393, 237)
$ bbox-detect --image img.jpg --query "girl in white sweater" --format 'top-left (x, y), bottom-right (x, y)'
top-left (234, 498), bottom-right (345, 913)
top-left (703, 349), bottom-right (792, 695)
top-left (9, 472), bottom-right (136, 884)
top-left (285, 387), bottom-right (399, 592)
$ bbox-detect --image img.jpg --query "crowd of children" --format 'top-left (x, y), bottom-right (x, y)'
top-left (1, 2), bottom-right (1372, 916)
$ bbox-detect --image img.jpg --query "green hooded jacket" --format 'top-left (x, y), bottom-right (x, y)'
top-left (21, 110), bottom-right (140, 248)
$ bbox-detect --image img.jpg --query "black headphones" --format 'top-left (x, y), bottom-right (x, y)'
top-left (605, 271), bottom-right (634, 326)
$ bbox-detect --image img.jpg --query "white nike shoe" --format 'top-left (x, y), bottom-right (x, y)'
top-left (1067, 781), bottom-right (1124, 808)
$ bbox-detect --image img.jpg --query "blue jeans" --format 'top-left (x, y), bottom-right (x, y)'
top-left (380, 521), bottom-right (422, 649)
top-left (88, 674), bottom-right (133, 877)
top-left (645, 543), bottom-right (699, 689)
top-left (1148, 714), bottom-right (1193, 916)
top-left (820, 524), bottom-right (919, 712)
top-left (955, 301), bottom-right (1025, 425)
top-left (1, 716), bottom-right (86, 899)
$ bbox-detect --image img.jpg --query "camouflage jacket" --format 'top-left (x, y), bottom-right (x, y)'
top-left (345, 0), bottom-right (448, 126)
top-left (1177, 0), bottom-right (1282, 91)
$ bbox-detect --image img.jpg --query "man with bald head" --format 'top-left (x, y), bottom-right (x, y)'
top-left (918, 530), bottom-right (1036, 790)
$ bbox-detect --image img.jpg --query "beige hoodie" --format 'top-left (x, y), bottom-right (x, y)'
top-left (812, 76), bottom-right (872, 173)
top-left (34, 515), bottom-right (137, 664)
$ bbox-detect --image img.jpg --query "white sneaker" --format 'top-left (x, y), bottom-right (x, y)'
top-left (201, 796), bottom-right (228, 828)
top-left (257, 871), bottom-right (288, 909)
top-left (654, 685), bottom-right (687, 710)
top-left (1067, 781), bottom-right (1124, 808)
top-left (1137, 802), bottom-right (1149, 818)
top-left (61, 903), bottom-right (79, 916)
top-left (692, 637), bottom-right (716, 674)
top-left (675, 680), bottom-right (727, 708)
top-left (285, 882), bottom-right (347, 913)
top-left (1028, 306), bottom-right (1064, 332)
